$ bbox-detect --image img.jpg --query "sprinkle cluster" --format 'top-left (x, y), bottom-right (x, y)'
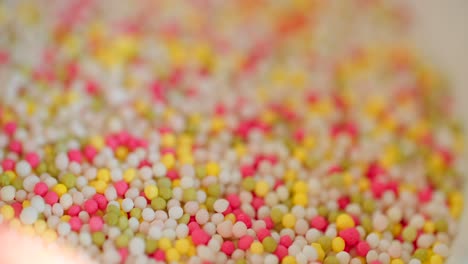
top-left (0, 1), bottom-right (465, 264)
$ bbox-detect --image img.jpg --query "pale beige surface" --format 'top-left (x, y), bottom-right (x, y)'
top-left (408, 1), bottom-right (468, 263)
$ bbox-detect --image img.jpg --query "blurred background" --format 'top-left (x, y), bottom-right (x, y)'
top-left (0, 0), bottom-right (466, 263)
top-left (407, 1), bottom-right (468, 262)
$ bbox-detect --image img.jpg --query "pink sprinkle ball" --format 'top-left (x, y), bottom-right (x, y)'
top-left (238, 235), bottom-right (254, 250)
top-left (44, 191), bottom-right (59, 205)
top-left (257, 228), bottom-right (271, 241)
top-left (9, 140), bottom-right (23, 154)
top-left (25, 152), bottom-right (40, 168)
top-left (310, 216), bottom-right (328, 231)
top-left (241, 165), bottom-right (255, 178)
top-left (221, 241), bottom-right (235, 256)
top-left (93, 194), bottom-right (108, 210)
top-left (274, 245), bottom-right (288, 260)
top-left (337, 196), bottom-right (350, 210)
top-left (153, 249), bottom-right (166, 261)
top-left (84, 199), bottom-right (98, 214)
top-left (68, 205), bottom-right (81, 216)
top-left (279, 235), bottom-right (293, 247)
top-left (34, 182), bottom-right (49, 196)
top-left (89, 216), bottom-right (104, 231)
top-left (68, 149), bottom-right (83, 163)
top-left (236, 212), bottom-right (252, 228)
top-left (83, 145), bottom-right (97, 161)
top-left (371, 181), bottom-right (386, 198)
top-left (339, 228), bottom-right (360, 247)
top-left (191, 229), bottom-right (210, 245)
top-left (188, 222), bottom-right (201, 233)
top-left (3, 121), bottom-right (17, 136)
top-left (69, 216), bottom-right (82, 231)
top-left (356, 241), bottom-right (371, 256)
top-left (1, 158), bottom-right (15, 171)
top-left (118, 248), bottom-right (129, 263)
top-left (263, 217), bottom-right (274, 229)
top-left (418, 187), bottom-right (433, 203)
top-left (11, 202), bottom-right (22, 217)
top-left (166, 169), bottom-right (179, 180)
top-left (114, 181), bottom-right (129, 197)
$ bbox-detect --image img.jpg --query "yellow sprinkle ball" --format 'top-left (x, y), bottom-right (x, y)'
top-left (162, 153), bottom-right (176, 169)
top-left (166, 248), bottom-right (180, 262)
top-left (332, 237), bottom-right (345, 252)
top-left (97, 168), bottom-right (111, 182)
top-left (255, 180), bottom-right (270, 197)
top-left (292, 193), bottom-right (308, 206)
top-left (282, 256), bottom-right (297, 264)
top-left (282, 213), bottom-right (296, 229)
top-left (390, 259), bottom-right (404, 264)
top-left (430, 254), bottom-right (443, 264)
top-left (158, 238), bottom-right (172, 250)
top-left (144, 185), bottom-right (158, 200)
top-left (292, 181), bottom-right (308, 193)
top-left (175, 239), bottom-right (190, 255)
top-left (90, 180), bottom-right (107, 194)
top-left (115, 146), bottom-right (129, 160)
top-left (34, 220), bottom-right (47, 234)
top-left (123, 168), bottom-right (137, 183)
top-left (250, 241), bottom-right (264, 254)
top-left (311, 243), bottom-right (325, 261)
top-left (22, 200), bottom-right (31, 208)
top-left (0, 205), bottom-right (15, 220)
top-left (205, 162), bottom-right (220, 176)
top-left (52, 184), bottom-right (68, 196)
top-left (336, 213), bottom-right (355, 230)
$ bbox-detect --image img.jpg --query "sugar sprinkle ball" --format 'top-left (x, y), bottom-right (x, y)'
top-left (0, 1), bottom-right (465, 264)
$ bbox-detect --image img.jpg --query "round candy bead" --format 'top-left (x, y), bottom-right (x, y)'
top-left (0, 186), bottom-right (15, 201)
top-left (336, 213), bottom-right (355, 230)
top-left (332, 237), bottom-right (345, 252)
top-left (89, 216), bottom-right (104, 232)
top-left (339, 228), bottom-right (360, 246)
top-left (20, 206), bottom-right (38, 225)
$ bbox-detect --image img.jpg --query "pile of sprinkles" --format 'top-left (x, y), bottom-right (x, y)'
top-left (0, 0), bottom-right (465, 264)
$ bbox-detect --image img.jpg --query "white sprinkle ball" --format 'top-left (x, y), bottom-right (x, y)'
top-left (196, 209), bottom-right (209, 224)
top-left (176, 224), bottom-right (189, 238)
top-left (168, 206), bottom-right (183, 219)
top-left (336, 251), bottom-right (351, 264)
top-left (184, 201), bottom-right (199, 215)
top-left (15, 189), bottom-right (27, 202)
top-left (60, 193), bottom-right (73, 209)
top-left (367, 233), bottom-right (380, 248)
top-left (22, 175), bottom-right (39, 191)
top-left (0, 186), bottom-right (15, 201)
top-left (15, 160), bottom-right (32, 177)
top-left (148, 225), bottom-right (162, 240)
top-left (408, 259), bottom-right (421, 264)
top-left (79, 232), bottom-right (92, 246)
top-left (213, 199), bottom-right (229, 213)
top-left (129, 237), bottom-right (145, 256)
top-left (20, 206), bottom-right (38, 225)
top-left (302, 245), bottom-right (318, 261)
top-left (232, 221), bottom-right (247, 238)
top-left (31, 195), bottom-right (45, 212)
top-left (57, 222), bottom-right (71, 236)
top-left (134, 196), bottom-right (147, 209)
top-left (128, 217), bottom-right (140, 231)
top-left (142, 208), bottom-right (156, 222)
top-left (122, 198), bottom-right (134, 212)
top-left (104, 186), bottom-right (118, 201)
